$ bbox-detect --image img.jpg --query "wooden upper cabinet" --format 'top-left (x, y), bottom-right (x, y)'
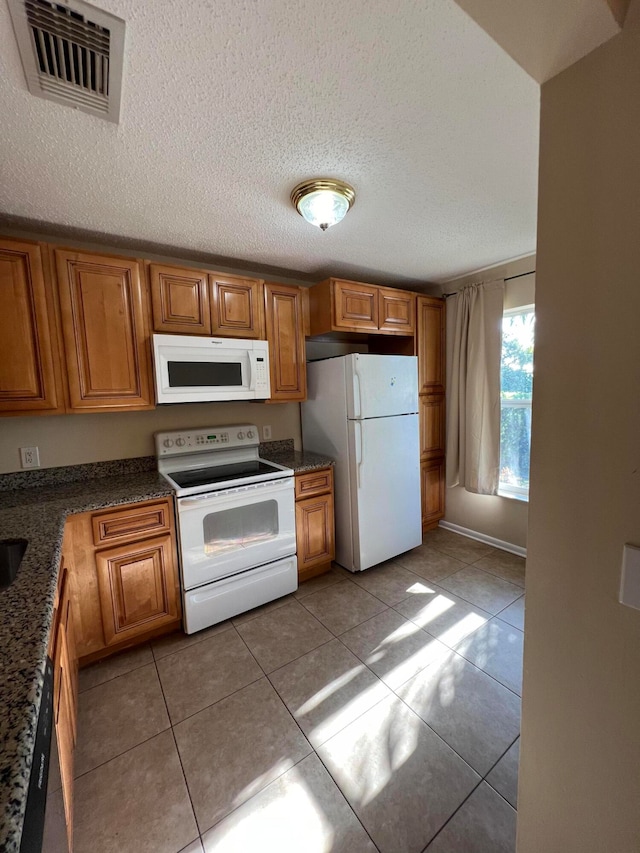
top-left (209, 274), bottom-right (264, 339)
top-left (333, 279), bottom-right (378, 331)
top-left (149, 264), bottom-right (211, 335)
top-left (149, 264), bottom-right (265, 339)
top-left (308, 278), bottom-right (417, 337)
top-left (0, 238), bottom-right (64, 414)
top-left (264, 282), bottom-right (307, 402)
top-left (417, 296), bottom-right (445, 396)
top-left (55, 250), bottom-right (154, 412)
top-left (379, 287), bottom-right (415, 335)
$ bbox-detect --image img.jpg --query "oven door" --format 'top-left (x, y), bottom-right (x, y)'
top-left (153, 334), bottom-right (270, 403)
top-left (177, 477), bottom-right (296, 590)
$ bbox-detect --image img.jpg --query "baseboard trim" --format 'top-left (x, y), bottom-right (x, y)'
top-left (438, 521), bottom-right (527, 558)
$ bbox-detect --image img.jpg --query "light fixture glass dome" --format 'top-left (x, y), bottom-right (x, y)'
top-left (291, 179), bottom-right (355, 231)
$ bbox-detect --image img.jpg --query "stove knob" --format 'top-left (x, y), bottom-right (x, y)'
top-left (163, 439), bottom-right (174, 448)
top-left (247, 430), bottom-right (255, 439)
top-left (176, 438), bottom-right (186, 447)
top-left (237, 431), bottom-right (245, 440)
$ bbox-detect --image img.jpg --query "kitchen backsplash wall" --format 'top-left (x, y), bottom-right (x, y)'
top-left (0, 402), bottom-right (301, 474)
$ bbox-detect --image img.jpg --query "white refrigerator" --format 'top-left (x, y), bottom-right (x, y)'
top-left (302, 353), bottom-right (422, 572)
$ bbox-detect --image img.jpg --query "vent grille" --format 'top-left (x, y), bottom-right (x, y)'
top-left (8, 0), bottom-right (125, 122)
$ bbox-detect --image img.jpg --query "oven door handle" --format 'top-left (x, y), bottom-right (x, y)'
top-left (178, 477), bottom-right (294, 508)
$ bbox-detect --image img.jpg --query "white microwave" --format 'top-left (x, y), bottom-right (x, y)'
top-left (152, 334), bottom-right (271, 403)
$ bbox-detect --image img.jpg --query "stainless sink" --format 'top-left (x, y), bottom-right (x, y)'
top-left (0, 538), bottom-right (28, 588)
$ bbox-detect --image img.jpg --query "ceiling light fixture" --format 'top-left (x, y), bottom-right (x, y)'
top-left (291, 179), bottom-right (356, 231)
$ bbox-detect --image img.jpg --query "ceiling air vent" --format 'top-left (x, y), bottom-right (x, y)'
top-left (7, 0), bottom-right (125, 123)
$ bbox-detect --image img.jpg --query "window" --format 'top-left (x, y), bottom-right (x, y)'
top-left (499, 305), bottom-right (535, 499)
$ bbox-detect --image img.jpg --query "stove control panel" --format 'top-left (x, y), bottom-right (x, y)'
top-left (155, 424), bottom-right (260, 456)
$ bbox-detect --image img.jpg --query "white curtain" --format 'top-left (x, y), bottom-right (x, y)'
top-left (446, 279), bottom-right (505, 495)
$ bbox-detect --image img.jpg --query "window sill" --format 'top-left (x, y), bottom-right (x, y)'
top-left (497, 488), bottom-right (529, 503)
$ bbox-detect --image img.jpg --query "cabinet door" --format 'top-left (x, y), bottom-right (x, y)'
top-left (417, 296), bottom-right (445, 395)
top-left (419, 395), bottom-right (445, 460)
top-left (421, 458), bottom-right (445, 530)
top-left (0, 239), bottom-right (64, 414)
top-left (58, 564), bottom-right (78, 739)
top-left (55, 250), bottom-right (154, 412)
top-left (54, 620), bottom-right (75, 846)
top-left (295, 492), bottom-right (335, 581)
top-left (150, 264), bottom-right (211, 335)
top-left (210, 275), bottom-right (264, 339)
top-left (378, 287), bottom-right (415, 335)
top-left (264, 283), bottom-right (307, 401)
top-left (333, 279), bottom-right (378, 331)
top-left (96, 534), bottom-right (180, 646)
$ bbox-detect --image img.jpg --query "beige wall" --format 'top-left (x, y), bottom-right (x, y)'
top-left (443, 258), bottom-right (535, 550)
top-left (518, 4), bottom-right (640, 850)
top-left (0, 403), bottom-right (301, 474)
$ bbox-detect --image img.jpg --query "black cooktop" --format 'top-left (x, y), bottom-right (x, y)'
top-left (170, 460), bottom-right (284, 489)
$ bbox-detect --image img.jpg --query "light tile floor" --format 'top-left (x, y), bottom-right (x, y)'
top-left (70, 528), bottom-right (525, 853)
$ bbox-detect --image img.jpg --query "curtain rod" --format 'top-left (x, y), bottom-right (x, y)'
top-left (442, 269), bottom-right (535, 297)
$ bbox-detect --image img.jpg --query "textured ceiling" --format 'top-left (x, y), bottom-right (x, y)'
top-left (0, 0), bottom-right (540, 285)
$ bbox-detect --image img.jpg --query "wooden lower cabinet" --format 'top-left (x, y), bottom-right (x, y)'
top-left (295, 467), bottom-right (335, 582)
top-left (96, 534), bottom-right (179, 646)
top-left (66, 498), bottom-right (181, 663)
top-left (48, 563), bottom-right (77, 852)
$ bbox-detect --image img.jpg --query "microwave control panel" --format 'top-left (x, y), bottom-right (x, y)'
top-left (254, 356), bottom-right (269, 392)
top-left (155, 424), bottom-right (259, 456)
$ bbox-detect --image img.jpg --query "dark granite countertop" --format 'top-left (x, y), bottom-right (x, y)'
top-left (0, 442), bottom-right (334, 850)
top-left (260, 443), bottom-right (334, 474)
top-left (0, 460), bottom-right (173, 853)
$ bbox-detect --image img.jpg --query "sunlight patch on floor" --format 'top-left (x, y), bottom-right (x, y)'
top-left (234, 758), bottom-right (297, 807)
top-left (209, 766), bottom-right (335, 853)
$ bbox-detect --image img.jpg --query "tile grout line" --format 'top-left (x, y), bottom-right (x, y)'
top-left (77, 644), bottom-right (154, 694)
top-left (309, 746), bottom-right (383, 852)
top-left (150, 622), bottom-right (235, 664)
top-left (153, 654), bottom-right (203, 843)
top-left (420, 733), bottom-right (519, 850)
top-left (72, 726), bottom-right (173, 783)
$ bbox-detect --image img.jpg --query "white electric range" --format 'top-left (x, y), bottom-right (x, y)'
top-left (156, 424), bottom-right (297, 633)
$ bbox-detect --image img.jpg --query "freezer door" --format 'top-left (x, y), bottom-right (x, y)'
top-left (347, 413), bottom-right (422, 571)
top-left (347, 354), bottom-right (418, 419)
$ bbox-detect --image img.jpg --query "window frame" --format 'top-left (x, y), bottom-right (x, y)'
top-left (498, 303), bottom-right (535, 501)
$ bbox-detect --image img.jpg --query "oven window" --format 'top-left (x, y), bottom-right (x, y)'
top-left (203, 500), bottom-right (279, 554)
top-left (167, 361), bottom-right (242, 388)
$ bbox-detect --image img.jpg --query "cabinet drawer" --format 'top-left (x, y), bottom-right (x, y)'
top-left (295, 467), bottom-right (333, 500)
top-left (92, 500), bottom-right (172, 546)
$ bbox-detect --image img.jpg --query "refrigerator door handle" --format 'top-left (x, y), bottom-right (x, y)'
top-left (354, 420), bottom-right (364, 487)
top-left (353, 368), bottom-right (362, 419)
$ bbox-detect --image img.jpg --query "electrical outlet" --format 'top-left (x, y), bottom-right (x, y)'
top-left (620, 544), bottom-right (640, 610)
top-left (262, 425), bottom-right (272, 441)
top-left (20, 446), bottom-right (40, 469)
